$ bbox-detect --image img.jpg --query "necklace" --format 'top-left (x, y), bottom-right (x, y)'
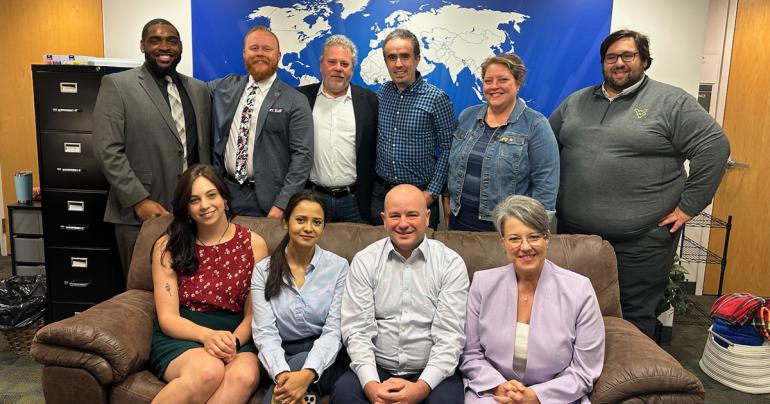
top-left (197, 222), bottom-right (230, 247)
top-left (523, 295), bottom-right (528, 303)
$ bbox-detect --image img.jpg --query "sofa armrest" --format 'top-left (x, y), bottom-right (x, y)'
top-left (590, 317), bottom-right (704, 403)
top-left (31, 290), bottom-right (156, 384)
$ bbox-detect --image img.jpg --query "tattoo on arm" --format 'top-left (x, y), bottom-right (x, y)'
top-left (165, 282), bottom-right (171, 296)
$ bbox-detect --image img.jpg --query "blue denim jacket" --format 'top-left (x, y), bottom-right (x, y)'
top-left (448, 98), bottom-right (559, 220)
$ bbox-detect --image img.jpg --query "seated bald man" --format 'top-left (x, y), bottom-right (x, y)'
top-left (332, 184), bottom-right (469, 404)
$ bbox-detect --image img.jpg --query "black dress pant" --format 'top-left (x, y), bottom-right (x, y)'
top-left (330, 366), bottom-right (463, 404)
top-left (559, 223), bottom-right (681, 338)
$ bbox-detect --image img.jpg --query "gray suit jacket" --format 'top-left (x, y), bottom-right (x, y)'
top-left (93, 65), bottom-right (211, 225)
top-left (209, 74), bottom-right (313, 212)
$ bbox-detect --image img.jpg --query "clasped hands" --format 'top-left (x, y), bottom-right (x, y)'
top-left (202, 329), bottom-right (238, 363)
top-left (364, 378), bottom-right (430, 404)
top-left (492, 380), bottom-right (539, 404)
top-left (273, 369), bottom-right (316, 404)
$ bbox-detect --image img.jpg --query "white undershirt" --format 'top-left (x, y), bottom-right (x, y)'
top-left (224, 73), bottom-right (276, 179)
top-left (601, 74), bottom-right (645, 101)
top-left (513, 322), bottom-right (529, 377)
top-left (308, 83), bottom-right (357, 187)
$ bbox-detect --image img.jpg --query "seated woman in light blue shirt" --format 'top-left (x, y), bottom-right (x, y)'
top-left (251, 190), bottom-right (350, 404)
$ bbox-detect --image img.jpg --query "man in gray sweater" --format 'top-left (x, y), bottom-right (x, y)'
top-left (549, 29), bottom-right (730, 338)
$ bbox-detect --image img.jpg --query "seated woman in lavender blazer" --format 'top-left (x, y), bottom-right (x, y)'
top-left (460, 195), bottom-right (605, 403)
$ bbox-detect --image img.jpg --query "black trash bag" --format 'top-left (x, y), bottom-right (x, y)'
top-left (0, 275), bottom-right (46, 330)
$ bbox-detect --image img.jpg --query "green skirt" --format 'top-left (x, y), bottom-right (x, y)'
top-left (149, 307), bottom-right (257, 379)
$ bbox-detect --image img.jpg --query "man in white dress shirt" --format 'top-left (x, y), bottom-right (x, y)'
top-left (332, 184), bottom-right (468, 404)
top-left (296, 35), bottom-right (378, 223)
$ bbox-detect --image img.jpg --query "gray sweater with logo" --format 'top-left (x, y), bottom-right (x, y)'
top-left (549, 77), bottom-right (730, 240)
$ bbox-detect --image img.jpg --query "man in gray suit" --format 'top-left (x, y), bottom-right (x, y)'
top-left (209, 26), bottom-right (313, 218)
top-left (93, 18), bottom-right (211, 275)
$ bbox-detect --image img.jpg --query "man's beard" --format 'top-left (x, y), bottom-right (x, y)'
top-left (145, 52), bottom-right (182, 76)
top-left (246, 58), bottom-right (278, 82)
top-left (602, 67), bottom-right (642, 93)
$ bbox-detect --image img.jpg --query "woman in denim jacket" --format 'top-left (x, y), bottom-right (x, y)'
top-left (445, 54), bottom-right (559, 231)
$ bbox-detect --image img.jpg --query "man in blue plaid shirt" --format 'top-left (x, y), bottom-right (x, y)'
top-left (371, 29), bottom-right (457, 229)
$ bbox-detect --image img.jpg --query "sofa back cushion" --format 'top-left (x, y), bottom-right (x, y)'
top-left (128, 216), bottom-right (621, 317)
top-left (127, 216), bottom-right (392, 291)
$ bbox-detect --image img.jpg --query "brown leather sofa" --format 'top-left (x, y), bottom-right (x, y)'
top-left (31, 216), bottom-right (705, 403)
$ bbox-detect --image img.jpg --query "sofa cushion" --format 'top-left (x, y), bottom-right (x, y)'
top-left (128, 216), bottom-right (172, 291)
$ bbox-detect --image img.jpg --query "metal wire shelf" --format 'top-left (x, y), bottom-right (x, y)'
top-left (679, 236), bottom-right (722, 264)
top-left (678, 214), bottom-right (732, 295)
top-left (684, 211), bottom-right (729, 228)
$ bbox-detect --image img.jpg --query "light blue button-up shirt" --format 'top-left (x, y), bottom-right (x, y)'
top-left (251, 245), bottom-right (349, 380)
top-left (341, 236), bottom-right (469, 389)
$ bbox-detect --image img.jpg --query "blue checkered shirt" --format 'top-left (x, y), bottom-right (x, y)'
top-left (376, 73), bottom-right (456, 196)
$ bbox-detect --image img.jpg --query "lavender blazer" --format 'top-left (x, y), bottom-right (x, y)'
top-left (460, 260), bottom-right (605, 404)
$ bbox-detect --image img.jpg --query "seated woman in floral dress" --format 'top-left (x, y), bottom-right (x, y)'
top-left (149, 164), bottom-right (268, 404)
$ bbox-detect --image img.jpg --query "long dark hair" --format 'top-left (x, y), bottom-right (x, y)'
top-left (264, 190), bottom-right (326, 300)
top-left (163, 164), bottom-right (234, 276)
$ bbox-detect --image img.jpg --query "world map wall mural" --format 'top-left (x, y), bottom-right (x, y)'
top-left (192, 0), bottom-right (612, 116)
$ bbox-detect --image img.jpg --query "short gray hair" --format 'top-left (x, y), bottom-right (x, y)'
top-left (320, 34), bottom-right (358, 67)
top-left (493, 195), bottom-right (550, 236)
top-left (382, 28), bottom-right (420, 59)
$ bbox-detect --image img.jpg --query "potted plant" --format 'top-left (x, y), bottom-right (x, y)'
top-left (655, 255), bottom-right (695, 344)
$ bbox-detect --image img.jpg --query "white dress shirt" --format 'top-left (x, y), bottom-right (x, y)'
top-left (309, 83), bottom-right (357, 187)
top-left (225, 73), bottom-right (277, 178)
top-left (341, 236), bottom-right (469, 389)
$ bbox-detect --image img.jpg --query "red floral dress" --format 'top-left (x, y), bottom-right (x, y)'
top-left (177, 224), bottom-right (255, 312)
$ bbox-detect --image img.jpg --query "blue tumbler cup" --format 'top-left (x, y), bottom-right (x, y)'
top-left (14, 171), bottom-right (33, 204)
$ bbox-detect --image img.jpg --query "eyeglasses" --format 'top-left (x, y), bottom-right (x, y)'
top-left (503, 232), bottom-right (547, 248)
top-left (604, 52), bottom-right (639, 64)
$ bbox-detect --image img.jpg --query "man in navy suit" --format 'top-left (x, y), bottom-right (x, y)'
top-left (296, 35), bottom-right (378, 223)
top-left (209, 26), bottom-right (313, 217)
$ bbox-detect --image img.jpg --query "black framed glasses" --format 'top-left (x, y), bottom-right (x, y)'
top-left (604, 52), bottom-right (639, 64)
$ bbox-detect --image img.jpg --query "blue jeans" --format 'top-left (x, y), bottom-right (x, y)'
top-left (316, 192), bottom-right (366, 224)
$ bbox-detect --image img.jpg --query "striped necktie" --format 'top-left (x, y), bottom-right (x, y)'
top-left (165, 75), bottom-right (187, 171)
top-left (235, 83), bottom-right (258, 184)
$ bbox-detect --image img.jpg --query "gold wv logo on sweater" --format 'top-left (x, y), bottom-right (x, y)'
top-left (633, 108), bottom-right (648, 119)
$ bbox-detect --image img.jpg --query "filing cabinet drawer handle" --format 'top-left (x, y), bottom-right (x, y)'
top-left (67, 201), bottom-right (85, 212)
top-left (52, 108), bottom-right (82, 113)
top-left (64, 281), bottom-right (91, 288)
top-left (63, 142), bottom-right (82, 153)
top-left (70, 257), bottom-right (88, 268)
top-left (60, 82), bottom-right (78, 93)
top-left (60, 225), bottom-right (87, 231)
top-left (57, 167), bottom-right (84, 173)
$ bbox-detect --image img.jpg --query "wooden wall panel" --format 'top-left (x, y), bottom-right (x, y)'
top-left (705, 0), bottom-right (770, 295)
top-left (0, 0), bottom-right (103, 246)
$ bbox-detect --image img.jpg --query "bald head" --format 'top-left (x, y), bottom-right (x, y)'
top-left (382, 184), bottom-right (430, 258)
top-left (384, 184), bottom-right (425, 214)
